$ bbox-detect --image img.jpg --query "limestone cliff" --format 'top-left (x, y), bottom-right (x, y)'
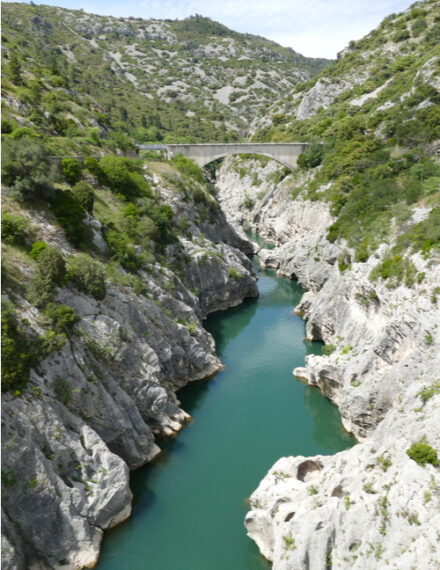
top-left (1, 163), bottom-right (258, 570)
top-left (216, 156), bottom-right (440, 569)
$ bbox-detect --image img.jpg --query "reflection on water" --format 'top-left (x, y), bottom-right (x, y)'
top-left (97, 263), bottom-right (355, 570)
top-left (204, 295), bottom-right (259, 356)
top-left (246, 230), bottom-right (276, 250)
top-left (304, 386), bottom-right (354, 450)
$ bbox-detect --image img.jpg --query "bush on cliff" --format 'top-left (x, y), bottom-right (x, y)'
top-left (42, 303), bottom-right (79, 331)
top-left (61, 158), bottom-right (82, 185)
top-left (407, 442), bottom-right (439, 466)
top-left (51, 189), bottom-right (87, 246)
top-left (1, 301), bottom-right (38, 392)
top-left (98, 156), bottom-right (152, 200)
top-left (1, 138), bottom-right (55, 202)
top-left (1, 212), bottom-right (30, 246)
top-left (67, 254), bottom-right (106, 300)
top-left (171, 154), bottom-right (205, 184)
top-left (27, 247), bottom-right (67, 307)
top-left (72, 181), bottom-right (94, 213)
top-left (297, 143), bottom-right (323, 169)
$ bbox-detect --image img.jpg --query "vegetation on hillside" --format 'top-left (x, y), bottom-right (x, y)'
top-left (1, 3), bottom-right (329, 154)
top-left (252, 0), bottom-right (440, 270)
top-left (1, 0), bottom-right (439, 389)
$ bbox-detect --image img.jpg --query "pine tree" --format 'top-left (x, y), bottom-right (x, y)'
top-left (9, 53), bottom-right (22, 85)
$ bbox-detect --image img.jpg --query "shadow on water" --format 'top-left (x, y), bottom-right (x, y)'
top-left (204, 295), bottom-right (259, 356)
top-left (246, 231), bottom-right (276, 250)
top-left (97, 245), bottom-right (355, 570)
top-left (177, 373), bottom-right (216, 416)
top-left (304, 386), bottom-right (356, 451)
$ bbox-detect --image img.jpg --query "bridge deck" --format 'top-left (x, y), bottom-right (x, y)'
top-left (136, 142), bottom-right (312, 170)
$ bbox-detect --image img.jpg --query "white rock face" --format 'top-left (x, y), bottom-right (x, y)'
top-left (216, 157), bottom-right (440, 569)
top-left (1, 170), bottom-right (258, 569)
top-left (295, 77), bottom-right (363, 120)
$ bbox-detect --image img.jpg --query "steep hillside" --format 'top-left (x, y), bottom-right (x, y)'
top-left (253, 0), bottom-right (439, 130)
top-left (1, 3), bottom-right (329, 150)
top-left (249, 0), bottom-right (440, 265)
top-left (211, 1), bottom-right (440, 567)
top-left (1, 144), bottom-right (260, 568)
top-left (2, 0), bottom-right (440, 569)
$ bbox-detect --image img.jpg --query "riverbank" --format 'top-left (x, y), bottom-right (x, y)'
top-left (1, 161), bottom-right (259, 570)
top-left (216, 156), bottom-right (440, 569)
top-left (96, 265), bottom-right (354, 570)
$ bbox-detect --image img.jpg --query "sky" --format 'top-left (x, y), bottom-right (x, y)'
top-left (14, 0), bottom-right (414, 58)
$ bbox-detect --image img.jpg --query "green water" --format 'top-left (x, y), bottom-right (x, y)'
top-left (97, 267), bottom-right (355, 570)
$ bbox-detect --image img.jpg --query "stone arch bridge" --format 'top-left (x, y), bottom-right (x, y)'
top-left (137, 143), bottom-right (311, 171)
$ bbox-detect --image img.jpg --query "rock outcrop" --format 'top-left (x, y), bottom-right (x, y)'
top-left (216, 156), bottom-right (440, 569)
top-left (1, 167), bottom-right (258, 569)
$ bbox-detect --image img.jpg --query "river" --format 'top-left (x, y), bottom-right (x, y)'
top-left (97, 262), bottom-right (355, 570)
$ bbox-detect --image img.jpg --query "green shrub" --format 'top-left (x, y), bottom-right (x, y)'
top-left (10, 127), bottom-right (40, 140)
top-left (28, 241), bottom-right (48, 260)
top-left (61, 158), bottom-right (82, 185)
top-left (8, 53), bottom-right (22, 85)
top-left (407, 442), bottom-right (438, 466)
top-left (395, 207), bottom-right (440, 256)
top-left (54, 377), bottom-right (72, 405)
top-left (393, 29), bottom-right (410, 42)
top-left (27, 275), bottom-right (54, 308)
top-left (67, 254), bottom-right (106, 300)
top-left (98, 155), bottom-right (152, 200)
top-left (37, 247), bottom-right (66, 285)
top-left (72, 181), bottom-right (94, 213)
top-left (322, 344), bottom-right (336, 356)
top-left (1, 212), bottom-right (29, 245)
top-left (242, 195), bottom-right (255, 209)
top-left (1, 469), bottom-right (17, 488)
top-left (103, 226), bottom-right (143, 271)
top-left (1, 138), bottom-right (55, 201)
top-left (297, 144), bottom-right (323, 169)
top-left (418, 380), bottom-right (440, 404)
top-left (83, 156), bottom-right (102, 177)
top-left (1, 301), bottom-right (38, 392)
top-left (52, 189), bottom-right (86, 246)
top-left (1, 118), bottom-right (18, 134)
top-left (40, 329), bottom-right (66, 355)
top-left (228, 267), bottom-right (243, 280)
top-left (337, 251), bottom-right (351, 272)
top-left (27, 247), bottom-right (66, 307)
top-left (43, 303), bottom-right (79, 331)
top-left (370, 254), bottom-right (416, 288)
top-left (171, 154), bottom-right (205, 184)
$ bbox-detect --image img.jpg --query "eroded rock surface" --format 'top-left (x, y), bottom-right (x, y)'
top-left (216, 156), bottom-right (440, 569)
top-left (1, 168), bottom-right (258, 569)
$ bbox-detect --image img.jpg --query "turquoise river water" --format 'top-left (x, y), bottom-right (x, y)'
top-left (97, 263), bottom-right (355, 570)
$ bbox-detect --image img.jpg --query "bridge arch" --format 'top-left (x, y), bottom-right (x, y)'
top-left (194, 151), bottom-right (294, 171)
top-left (165, 143), bottom-right (310, 172)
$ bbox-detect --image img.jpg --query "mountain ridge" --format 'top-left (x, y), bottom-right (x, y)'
top-left (1, 3), bottom-right (330, 148)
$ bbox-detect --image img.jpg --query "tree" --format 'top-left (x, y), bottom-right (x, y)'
top-left (67, 254), bottom-right (106, 300)
top-left (1, 138), bottom-right (55, 201)
top-left (61, 158), bottom-right (82, 185)
top-left (72, 181), bottom-right (94, 213)
top-left (27, 247), bottom-right (66, 307)
top-left (9, 53), bottom-right (22, 85)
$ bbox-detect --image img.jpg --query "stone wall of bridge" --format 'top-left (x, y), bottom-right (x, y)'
top-left (166, 143), bottom-right (309, 170)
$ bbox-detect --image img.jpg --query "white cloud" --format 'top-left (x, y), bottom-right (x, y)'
top-left (18, 0), bottom-right (414, 57)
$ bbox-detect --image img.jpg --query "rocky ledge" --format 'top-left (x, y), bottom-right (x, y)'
top-left (216, 156), bottom-right (440, 569)
top-left (1, 168), bottom-right (258, 570)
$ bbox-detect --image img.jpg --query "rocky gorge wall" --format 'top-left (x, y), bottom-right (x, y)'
top-left (216, 156), bottom-right (440, 569)
top-left (1, 166), bottom-right (258, 570)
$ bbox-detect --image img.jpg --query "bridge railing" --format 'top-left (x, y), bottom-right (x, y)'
top-left (137, 144), bottom-right (168, 151)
